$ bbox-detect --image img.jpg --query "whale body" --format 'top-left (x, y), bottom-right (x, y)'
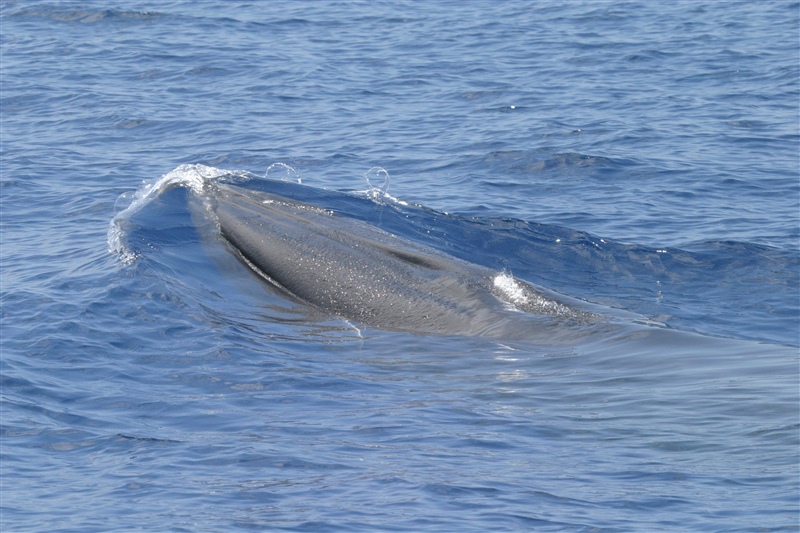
top-left (196, 182), bottom-right (595, 338)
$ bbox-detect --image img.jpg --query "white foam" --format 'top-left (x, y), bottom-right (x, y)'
top-left (493, 272), bottom-right (575, 316)
top-left (493, 272), bottom-right (530, 307)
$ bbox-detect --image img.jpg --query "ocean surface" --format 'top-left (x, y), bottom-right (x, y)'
top-left (2, 1), bottom-right (799, 531)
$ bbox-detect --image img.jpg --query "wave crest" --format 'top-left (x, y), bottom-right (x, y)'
top-left (107, 164), bottom-right (252, 264)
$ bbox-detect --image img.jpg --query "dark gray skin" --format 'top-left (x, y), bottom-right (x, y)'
top-left (199, 182), bottom-right (597, 339)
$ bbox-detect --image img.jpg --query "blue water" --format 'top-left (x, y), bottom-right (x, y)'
top-left (2, 1), bottom-right (799, 531)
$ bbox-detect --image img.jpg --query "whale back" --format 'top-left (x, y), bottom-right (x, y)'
top-left (206, 183), bottom-right (589, 337)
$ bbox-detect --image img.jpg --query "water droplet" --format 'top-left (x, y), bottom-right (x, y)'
top-left (365, 166), bottom-right (390, 200)
top-left (265, 163), bottom-right (301, 184)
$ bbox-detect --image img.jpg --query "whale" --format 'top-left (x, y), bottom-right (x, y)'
top-left (194, 182), bottom-right (599, 339)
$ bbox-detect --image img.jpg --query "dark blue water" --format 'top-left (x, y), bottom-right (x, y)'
top-left (3, 1), bottom-right (798, 531)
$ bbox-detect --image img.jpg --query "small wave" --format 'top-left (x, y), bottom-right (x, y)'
top-left (9, 6), bottom-right (167, 24)
top-left (482, 149), bottom-right (633, 176)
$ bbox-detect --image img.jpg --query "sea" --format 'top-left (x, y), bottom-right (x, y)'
top-left (2, 1), bottom-right (799, 531)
